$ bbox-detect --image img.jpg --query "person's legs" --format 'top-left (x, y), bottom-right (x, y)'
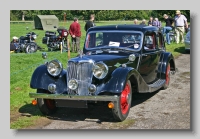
top-left (175, 28), bottom-right (180, 44)
top-left (71, 37), bottom-right (75, 52)
top-left (165, 27), bottom-right (172, 44)
top-left (179, 27), bottom-right (185, 43)
top-left (76, 37), bottom-right (80, 52)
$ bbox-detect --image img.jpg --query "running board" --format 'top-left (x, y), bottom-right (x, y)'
top-left (148, 79), bottom-right (166, 92)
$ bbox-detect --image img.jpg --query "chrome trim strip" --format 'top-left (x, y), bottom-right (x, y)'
top-left (29, 93), bottom-right (119, 101)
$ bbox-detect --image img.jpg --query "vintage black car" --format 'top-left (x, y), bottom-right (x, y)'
top-left (29, 25), bottom-right (176, 121)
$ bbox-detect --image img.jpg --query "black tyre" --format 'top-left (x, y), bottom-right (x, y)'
top-left (37, 89), bottom-right (57, 115)
top-left (48, 48), bottom-right (52, 51)
top-left (169, 35), bottom-right (174, 42)
top-left (163, 63), bottom-right (171, 89)
top-left (112, 80), bottom-right (132, 121)
top-left (26, 43), bottom-right (37, 53)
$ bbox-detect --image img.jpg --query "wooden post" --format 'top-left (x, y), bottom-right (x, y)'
top-left (67, 38), bottom-right (70, 59)
top-left (60, 42), bottom-right (62, 54)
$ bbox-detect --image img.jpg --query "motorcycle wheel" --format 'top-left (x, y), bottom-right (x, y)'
top-left (48, 48), bottom-right (53, 51)
top-left (26, 43), bottom-right (37, 53)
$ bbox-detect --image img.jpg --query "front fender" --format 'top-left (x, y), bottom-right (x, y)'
top-left (98, 67), bottom-right (149, 94)
top-left (158, 52), bottom-right (176, 79)
top-left (30, 64), bottom-right (67, 93)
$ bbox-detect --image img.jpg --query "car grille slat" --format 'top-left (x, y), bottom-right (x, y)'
top-left (67, 61), bottom-right (93, 96)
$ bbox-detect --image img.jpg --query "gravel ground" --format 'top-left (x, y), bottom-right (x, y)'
top-left (34, 53), bottom-right (190, 129)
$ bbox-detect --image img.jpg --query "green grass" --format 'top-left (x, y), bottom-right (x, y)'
top-left (10, 21), bottom-right (185, 129)
top-left (10, 116), bottom-right (40, 129)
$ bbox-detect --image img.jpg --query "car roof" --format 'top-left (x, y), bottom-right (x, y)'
top-left (88, 24), bottom-right (160, 32)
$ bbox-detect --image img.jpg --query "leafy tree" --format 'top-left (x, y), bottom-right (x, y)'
top-left (10, 10), bottom-right (190, 22)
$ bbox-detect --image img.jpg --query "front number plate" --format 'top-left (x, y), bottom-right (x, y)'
top-left (55, 100), bottom-right (88, 108)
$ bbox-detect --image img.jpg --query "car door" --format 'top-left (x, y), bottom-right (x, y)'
top-left (138, 32), bottom-right (161, 84)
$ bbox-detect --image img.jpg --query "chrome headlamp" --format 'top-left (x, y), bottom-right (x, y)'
top-left (68, 79), bottom-right (78, 90)
top-left (93, 62), bottom-right (108, 79)
top-left (47, 59), bottom-right (63, 76)
top-left (32, 35), bottom-right (37, 40)
top-left (129, 54), bottom-right (136, 61)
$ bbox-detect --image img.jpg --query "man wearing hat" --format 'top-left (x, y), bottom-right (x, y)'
top-left (10, 36), bottom-right (20, 52)
top-left (174, 10), bottom-right (188, 44)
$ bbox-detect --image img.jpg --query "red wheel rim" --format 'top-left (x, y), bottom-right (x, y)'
top-left (166, 64), bottom-right (170, 85)
top-left (120, 83), bottom-right (131, 114)
top-left (45, 99), bottom-right (56, 109)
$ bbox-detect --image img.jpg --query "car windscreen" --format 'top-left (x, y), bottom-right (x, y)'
top-left (85, 30), bottom-right (143, 51)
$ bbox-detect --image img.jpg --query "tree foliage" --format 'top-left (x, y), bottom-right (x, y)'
top-left (10, 10), bottom-right (190, 22)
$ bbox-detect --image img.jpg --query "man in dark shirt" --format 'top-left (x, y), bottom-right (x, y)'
top-left (162, 14), bottom-right (174, 45)
top-left (69, 17), bottom-right (81, 52)
top-left (148, 17), bottom-right (154, 26)
top-left (84, 14), bottom-right (95, 33)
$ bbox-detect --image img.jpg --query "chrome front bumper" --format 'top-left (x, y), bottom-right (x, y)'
top-left (29, 93), bottom-right (119, 102)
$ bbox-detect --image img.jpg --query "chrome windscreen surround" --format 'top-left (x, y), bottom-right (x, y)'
top-left (67, 57), bottom-right (95, 96)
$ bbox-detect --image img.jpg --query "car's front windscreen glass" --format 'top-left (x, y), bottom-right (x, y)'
top-left (85, 31), bottom-right (143, 50)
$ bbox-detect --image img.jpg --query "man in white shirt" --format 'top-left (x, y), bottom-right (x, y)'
top-left (174, 10), bottom-right (188, 44)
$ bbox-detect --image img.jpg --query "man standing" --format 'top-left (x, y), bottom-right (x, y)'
top-left (148, 17), bottom-right (154, 26)
top-left (140, 19), bottom-right (146, 25)
top-left (153, 18), bottom-right (162, 29)
top-left (174, 10), bottom-right (188, 44)
top-left (162, 14), bottom-right (174, 45)
top-left (84, 14), bottom-right (95, 33)
top-left (69, 17), bottom-right (81, 53)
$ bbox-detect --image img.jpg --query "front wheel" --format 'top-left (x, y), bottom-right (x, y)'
top-left (112, 80), bottom-right (132, 121)
top-left (37, 89), bottom-right (57, 115)
top-left (26, 43), bottom-right (37, 53)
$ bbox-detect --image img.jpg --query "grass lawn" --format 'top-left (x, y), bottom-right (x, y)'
top-left (10, 21), bottom-right (186, 129)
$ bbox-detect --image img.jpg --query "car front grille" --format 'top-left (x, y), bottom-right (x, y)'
top-left (67, 60), bottom-right (94, 96)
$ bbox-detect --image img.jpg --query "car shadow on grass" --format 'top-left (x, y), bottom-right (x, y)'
top-left (174, 46), bottom-right (189, 54)
top-left (18, 102), bottom-right (43, 116)
top-left (18, 90), bottom-right (160, 123)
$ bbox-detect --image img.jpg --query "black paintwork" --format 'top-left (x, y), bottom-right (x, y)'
top-left (30, 24), bottom-right (176, 96)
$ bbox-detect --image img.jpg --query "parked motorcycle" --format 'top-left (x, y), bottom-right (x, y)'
top-left (42, 26), bottom-right (69, 51)
top-left (18, 31), bottom-right (39, 53)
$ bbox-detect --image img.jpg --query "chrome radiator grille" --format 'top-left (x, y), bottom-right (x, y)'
top-left (67, 61), bottom-right (94, 95)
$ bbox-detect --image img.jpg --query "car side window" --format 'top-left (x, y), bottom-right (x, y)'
top-left (143, 33), bottom-right (156, 51)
